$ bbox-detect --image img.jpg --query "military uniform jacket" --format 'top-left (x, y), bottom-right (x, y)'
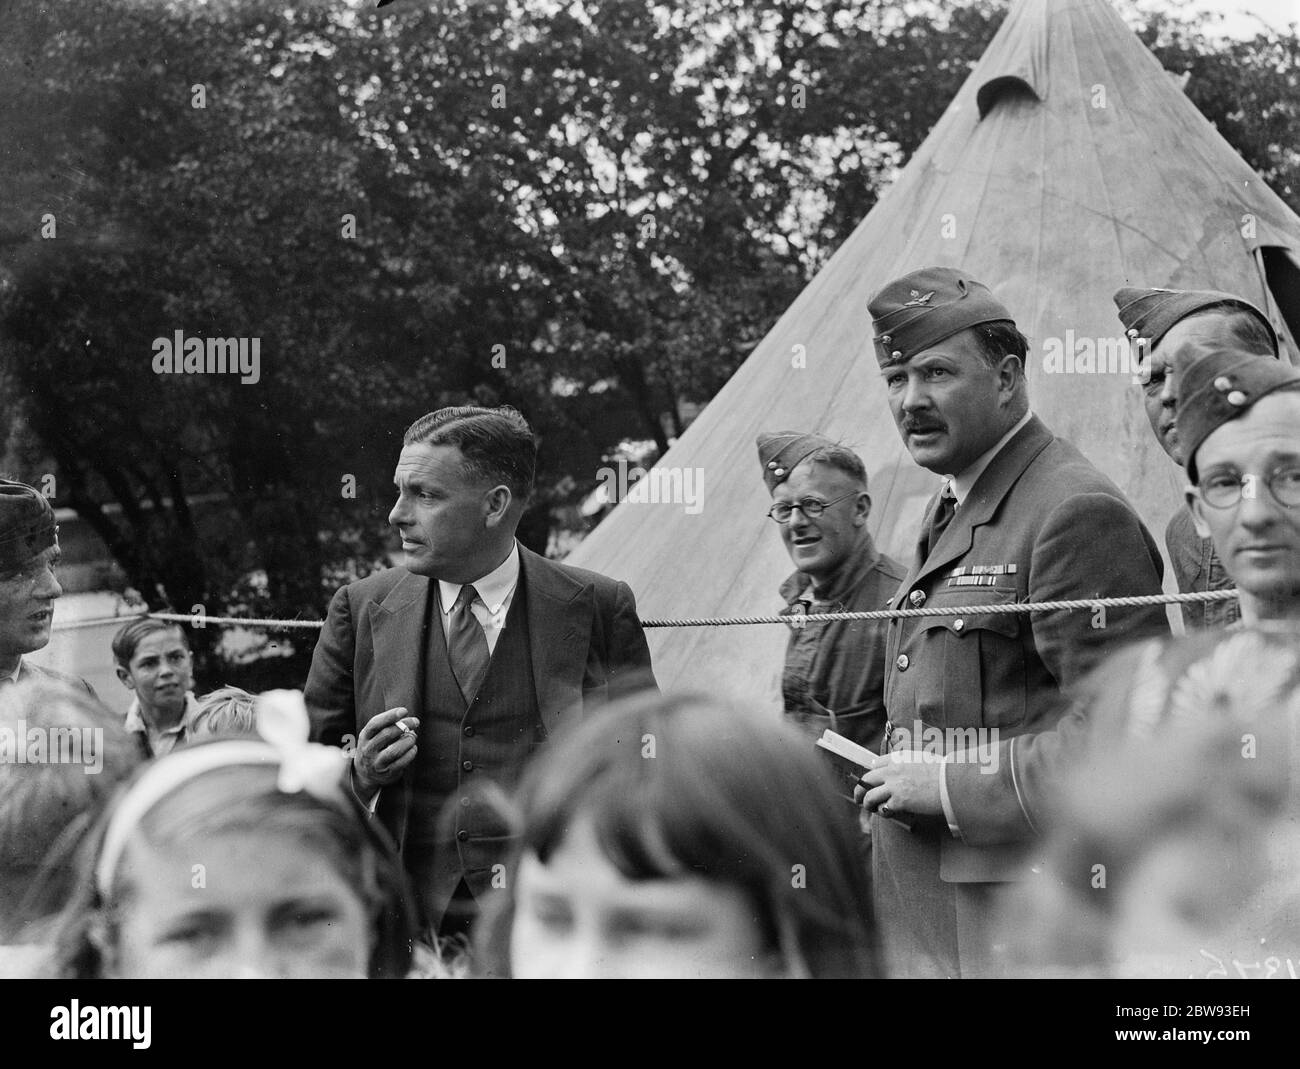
top-left (874, 416), bottom-right (1168, 975)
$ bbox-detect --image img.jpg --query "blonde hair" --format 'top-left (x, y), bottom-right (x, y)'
top-left (190, 686), bottom-right (257, 739)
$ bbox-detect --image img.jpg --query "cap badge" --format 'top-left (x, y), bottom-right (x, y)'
top-left (904, 290), bottom-right (935, 307)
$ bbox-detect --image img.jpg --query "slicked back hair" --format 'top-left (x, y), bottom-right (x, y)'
top-left (402, 406), bottom-right (537, 504)
top-left (111, 618), bottom-right (189, 671)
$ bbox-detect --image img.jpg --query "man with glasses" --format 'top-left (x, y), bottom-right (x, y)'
top-left (1178, 345), bottom-right (1300, 626)
top-left (1114, 286), bottom-right (1280, 629)
top-left (757, 432), bottom-right (905, 751)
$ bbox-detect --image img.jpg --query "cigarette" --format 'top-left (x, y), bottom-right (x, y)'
top-left (395, 718), bottom-right (414, 735)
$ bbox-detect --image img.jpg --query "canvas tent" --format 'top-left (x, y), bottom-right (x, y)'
top-left (569, 0), bottom-right (1300, 705)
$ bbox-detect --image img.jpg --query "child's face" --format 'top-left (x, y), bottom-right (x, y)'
top-left (509, 814), bottom-right (776, 979)
top-left (115, 629), bottom-right (194, 716)
top-left (108, 830), bottom-right (372, 978)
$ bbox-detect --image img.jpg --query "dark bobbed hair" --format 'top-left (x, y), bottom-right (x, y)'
top-left (111, 617), bottom-right (189, 670)
top-left (47, 750), bottom-right (417, 979)
top-left (474, 691), bottom-right (880, 978)
top-left (403, 405), bottom-right (536, 503)
top-left (0, 681), bottom-right (143, 941)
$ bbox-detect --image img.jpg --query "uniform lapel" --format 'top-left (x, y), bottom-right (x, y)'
top-left (893, 417), bottom-right (1054, 605)
top-left (519, 544), bottom-right (592, 737)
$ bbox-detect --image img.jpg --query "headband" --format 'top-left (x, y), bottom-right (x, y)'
top-left (95, 690), bottom-right (349, 897)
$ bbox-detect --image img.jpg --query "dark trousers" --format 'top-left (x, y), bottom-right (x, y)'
top-left (437, 877), bottom-right (479, 942)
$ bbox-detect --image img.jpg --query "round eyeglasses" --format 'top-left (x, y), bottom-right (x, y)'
top-left (1197, 466), bottom-right (1300, 510)
top-left (767, 491), bottom-right (858, 524)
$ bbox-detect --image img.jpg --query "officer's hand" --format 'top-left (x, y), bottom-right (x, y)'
top-left (858, 750), bottom-right (944, 817)
top-left (353, 706), bottom-right (420, 797)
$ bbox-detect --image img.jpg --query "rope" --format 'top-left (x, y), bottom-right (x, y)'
top-left (51, 588), bottom-right (1238, 633)
top-left (639, 588), bottom-right (1237, 627)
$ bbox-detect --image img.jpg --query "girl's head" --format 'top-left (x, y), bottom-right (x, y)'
top-left (51, 692), bottom-right (416, 978)
top-left (477, 692), bottom-right (879, 978)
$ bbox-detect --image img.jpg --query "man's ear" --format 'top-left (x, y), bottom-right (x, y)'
top-left (482, 485), bottom-right (514, 529)
top-left (997, 353), bottom-right (1024, 395)
top-left (853, 491), bottom-right (872, 526)
top-left (1186, 488), bottom-right (1213, 540)
top-left (114, 666), bottom-right (136, 692)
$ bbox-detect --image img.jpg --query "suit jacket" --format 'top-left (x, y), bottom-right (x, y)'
top-left (873, 415), bottom-right (1168, 976)
top-left (304, 543), bottom-right (657, 852)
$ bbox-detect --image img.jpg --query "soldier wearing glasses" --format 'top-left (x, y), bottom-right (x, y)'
top-left (1178, 345), bottom-right (1300, 626)
top-left (1114, 287), bottom-right (1279, 629)
top-left (757, 432), bottom-right (905, 750)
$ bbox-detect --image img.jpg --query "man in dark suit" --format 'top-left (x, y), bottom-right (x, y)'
top-left (857, 268), bottom-right (1169, 977)
top-left (306, 406), bottom-right (656, 936)
top-left (0, 478), bottom-right (95, 698)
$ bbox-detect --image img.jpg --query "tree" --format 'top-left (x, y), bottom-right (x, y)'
top-left (1, 0), bottom-right (1294, 682)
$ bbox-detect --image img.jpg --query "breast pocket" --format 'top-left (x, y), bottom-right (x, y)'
top-left (909, 585), bottom-right (1026, 731)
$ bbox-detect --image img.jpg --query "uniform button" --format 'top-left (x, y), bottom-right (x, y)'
top-left (463, 726), bottom-right (475, 737)
top-left (457, 829), bottom-right (469, 841)
top-left (896, 654), bottom-right (910, 670)
top-left (460, 797), bottom-right (471, 808)
top-left (462, 760), bottom-right (473, 772)
top-left (909, 590), bottom-right (926, 607)
top-left (952, 618), bottom-right (965, 632)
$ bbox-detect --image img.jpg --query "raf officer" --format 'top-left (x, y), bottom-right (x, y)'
top-left (1115, 286), bottom-right (1279, 629)
top-left (757, 432), bottom-right (905, 751)
top-left (857, 267), bottom-right (1169, 977)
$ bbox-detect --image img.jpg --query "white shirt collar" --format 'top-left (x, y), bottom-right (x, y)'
top-left (124, 691), bottom-right (201, 743)
top-left (949, 410), bottom-right (1034, 506)
top-left (438, 542), bottom-right (521, 617)
top-left (6, 659), bottom-right (21, 684)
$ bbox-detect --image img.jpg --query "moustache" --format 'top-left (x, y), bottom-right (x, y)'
top-left (902, 419), bottom-right (946, 434)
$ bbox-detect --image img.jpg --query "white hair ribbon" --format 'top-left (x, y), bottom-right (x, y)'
top-left (95, 690), bottom-right (348, 897)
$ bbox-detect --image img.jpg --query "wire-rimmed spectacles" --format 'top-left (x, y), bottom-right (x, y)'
top-left (1196, 466), bottom-right (1300, 510)
top-left (767, 491), bottom-right (859, 524)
